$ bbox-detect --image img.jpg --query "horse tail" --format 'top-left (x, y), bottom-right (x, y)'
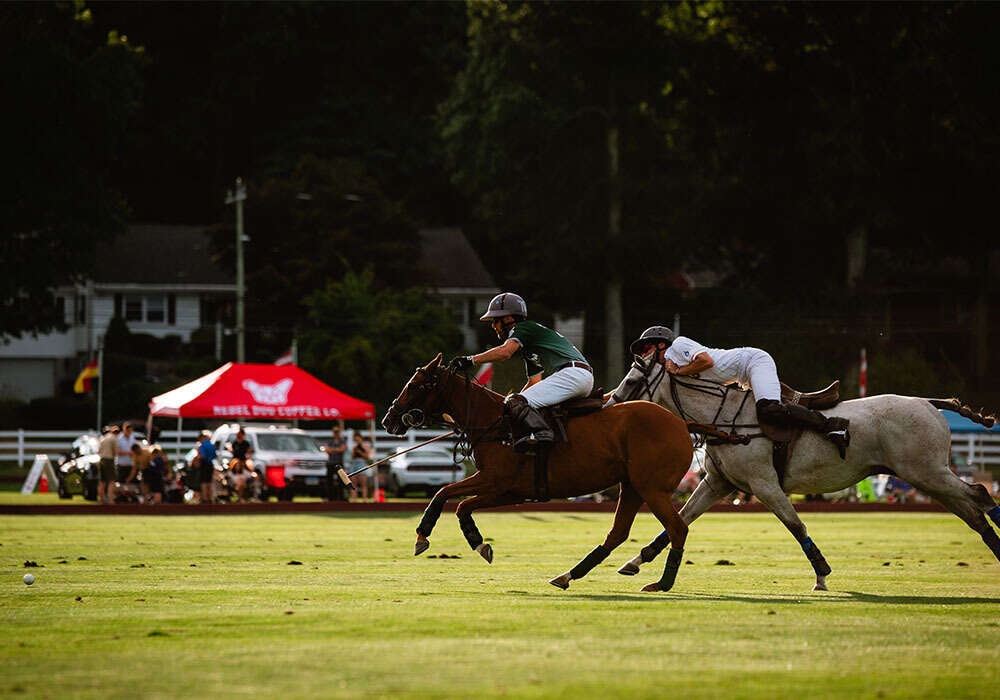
top-left (927, 398), bottom-right (997, 429)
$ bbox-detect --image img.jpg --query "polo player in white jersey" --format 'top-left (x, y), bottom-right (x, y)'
top-left (629, 326), bottom-right (850, 457)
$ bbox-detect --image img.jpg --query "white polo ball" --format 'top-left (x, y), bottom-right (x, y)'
top-left (23, 573), bottom-right (34, 586)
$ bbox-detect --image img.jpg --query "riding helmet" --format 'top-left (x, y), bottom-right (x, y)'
top-left (629, 325), bottom-right (676, 356)
top-left (479, 292), bottom-right (527, 321)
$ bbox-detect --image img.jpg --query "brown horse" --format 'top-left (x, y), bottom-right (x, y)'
top-left (382, 354), bottom-right (694, 592)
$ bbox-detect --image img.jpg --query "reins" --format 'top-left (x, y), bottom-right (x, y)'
top-left (624, 358), bottom-right (766, 444)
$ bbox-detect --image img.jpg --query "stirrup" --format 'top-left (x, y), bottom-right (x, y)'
top-left (513, 430), bottom-right (554, 454)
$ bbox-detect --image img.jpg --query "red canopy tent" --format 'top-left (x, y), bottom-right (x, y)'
top-left (148, 362), bottom-right (376, 461)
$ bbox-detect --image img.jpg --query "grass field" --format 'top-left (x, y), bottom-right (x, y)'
top-left (2, 511), bottom-right (998, 699)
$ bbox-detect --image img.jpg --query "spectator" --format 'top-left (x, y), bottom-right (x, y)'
top-left (116, 423), bottom-right (137, 496)
top-left (322, 422), bottom-right (348, 502)
top-left (97, 425), bottom-right (119, 504)
top-left (886, 476), bottom-right (917, 504)
top-left (350, 430), bottom-right (373, 500)
top-left (196, 431), bottom-right (217, 503)
top-left (144, 445), bottom-right (167, 504)
top-left (128, 443), bottom-right (152, 502)
top-left (226, 429), bottom-right (255, 502)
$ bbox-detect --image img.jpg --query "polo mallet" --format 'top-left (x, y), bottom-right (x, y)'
top-left (335, 430), bottom-right (457, 490)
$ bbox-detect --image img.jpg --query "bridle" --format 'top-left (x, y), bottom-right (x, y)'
top-left (621, 355), bottom-right (762, 439)
top-left (384, 363), bottom-right (506, 462)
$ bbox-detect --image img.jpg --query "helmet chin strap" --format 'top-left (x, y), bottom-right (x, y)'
top-left (496, 317), bottom-right (518, 340)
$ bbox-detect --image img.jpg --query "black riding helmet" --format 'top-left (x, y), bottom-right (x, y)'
top-left (629, 325), bottom-right (676, 356)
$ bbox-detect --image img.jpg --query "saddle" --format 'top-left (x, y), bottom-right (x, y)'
top-left (761, 380), bottom-right (841, 485)
top-left (540, 387), bottom-right (606, 443)
top-left (780, 380), bottom-right (840, 411)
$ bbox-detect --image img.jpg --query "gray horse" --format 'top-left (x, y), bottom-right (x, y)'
top-left (608, 356), bottom-right (1000, 591)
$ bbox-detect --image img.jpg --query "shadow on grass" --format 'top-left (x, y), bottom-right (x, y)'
top-left (840, 590), bottom-right (1000, 605)
top-left (512, 590), bottom-right (1000, 606)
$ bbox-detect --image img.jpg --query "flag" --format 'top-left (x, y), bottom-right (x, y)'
top-left (73, 360), bottom-right (99, 394)
top-left (274, 348), bottom-right (294, 365)
top-left (475, 362), bottom-right (493, 386)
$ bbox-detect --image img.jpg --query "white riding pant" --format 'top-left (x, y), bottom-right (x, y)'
top-left (744, 350), bottom-right (781, 402)
top-left (521, 367), bottom-right (595, 409)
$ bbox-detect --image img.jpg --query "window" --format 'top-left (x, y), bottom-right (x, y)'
top-left (123, 295), bottom-right (169, 324)
top-left (125, 295), bottom-right (143, 321)
top-left (147, 296), bottom-right (165, 323)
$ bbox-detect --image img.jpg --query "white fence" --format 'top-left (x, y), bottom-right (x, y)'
top-left (0, 428), bottom-right (456, 467)
top-left (1, 428), bottom-right (999, 470)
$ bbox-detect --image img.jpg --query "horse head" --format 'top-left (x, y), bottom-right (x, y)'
top-left (382, 354), bottom-right (450, 436)
top-left (608, 353), bottom-right (665, 405)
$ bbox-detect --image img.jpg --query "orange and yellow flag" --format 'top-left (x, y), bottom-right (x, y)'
top-left (73, 360), bottom-right (99, 394)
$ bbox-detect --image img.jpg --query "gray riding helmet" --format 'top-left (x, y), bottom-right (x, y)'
top-left (479, 292), bottom-right (528, 321)
top-left (629, 325), bottom-right (676, 356)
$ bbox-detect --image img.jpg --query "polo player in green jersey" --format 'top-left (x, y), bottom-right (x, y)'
top-left (451, 293), bottom-right (594, 453)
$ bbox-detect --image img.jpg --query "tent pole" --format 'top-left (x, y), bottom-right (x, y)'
top-left (370, 418), bottom-right (377, 502)
top-left (177, 416), bottom-right (182, 464)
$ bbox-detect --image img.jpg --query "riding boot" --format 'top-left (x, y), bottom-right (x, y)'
top-left (504, 394), bottom-right (554, 453)
top-left (783, 403), bottom-right (851, 459)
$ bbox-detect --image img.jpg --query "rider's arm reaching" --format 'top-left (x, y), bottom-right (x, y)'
top-left (669, 352), bottom-right (714, 376)
top-left (471, 338), bottom-right (520, 365)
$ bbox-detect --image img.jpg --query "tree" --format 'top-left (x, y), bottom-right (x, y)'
top-left (298, 268), bottom-right (463, 413)
top-left (209, 155), bottom-right (422, 354)
top-left (0, 3), bottom-right (142, 340)
top-left (440, 1), bottom-right (698, 380)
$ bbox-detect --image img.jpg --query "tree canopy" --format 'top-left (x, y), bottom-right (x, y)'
top-left (0, 2), bottom-right (142, 340)
top-left (7, 1), bottom-right (1000, 409)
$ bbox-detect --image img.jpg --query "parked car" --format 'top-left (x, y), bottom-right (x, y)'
top-left (186, 424), bottom-right (328, 500)
top-left (386, 445), bottom-right (467, 497)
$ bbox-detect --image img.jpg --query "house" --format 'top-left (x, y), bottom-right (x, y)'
top-left (417, 228), bottom-right (499, 351)
top-left (0, 225), bottom-right (499, 401)
top-left (0, 225), bottom-right (236, 401)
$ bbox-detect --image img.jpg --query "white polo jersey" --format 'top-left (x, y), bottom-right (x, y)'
top-left (664, 336), bottom-right (780, 401)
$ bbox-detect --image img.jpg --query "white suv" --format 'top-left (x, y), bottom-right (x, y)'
top-left (210, 423), bottom-right (328, 500)
top-left (386, 445), bottom-right (467, 497)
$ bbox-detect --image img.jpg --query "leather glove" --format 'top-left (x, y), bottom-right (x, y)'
top-left (450, 355), bottom-right (475, 372)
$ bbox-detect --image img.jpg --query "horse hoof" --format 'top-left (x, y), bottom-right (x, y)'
top-left (640, 582), bottom-right (661, 593)
top-left (549, 573), bottom-right (571, 590)
top-left (618, 559), bottom-right (641, 576)
top-left (813, 576), bottom-right (828, 592)
top-left (414, 540), bottom-right (430, 556)
top-left (476, 543), bottom-right (493, 564)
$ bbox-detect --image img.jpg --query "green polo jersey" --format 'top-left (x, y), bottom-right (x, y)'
top-left (507, 321), bottom-right (587, 378)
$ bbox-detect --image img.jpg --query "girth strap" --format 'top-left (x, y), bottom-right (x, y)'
top-left (772, 441), bottom-right (789, 488)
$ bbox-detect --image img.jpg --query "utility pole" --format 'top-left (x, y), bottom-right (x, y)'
top-left (225, 178), bottom-right (247, 363)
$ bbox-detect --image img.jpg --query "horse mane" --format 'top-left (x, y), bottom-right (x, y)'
top-left (433, 363), bottom-right (506, 406)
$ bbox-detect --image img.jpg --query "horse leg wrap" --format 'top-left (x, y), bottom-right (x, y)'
top-left (569, 545), bottom-right (611, 580)
top-left (800, 537), bottom-right (833, 577)
top-left (416, 494), bottom-right (447, 538)
top-left (980, 527), bottom-right (1000, 562)
top-left (987, 505), bottom-right (1000, 529)
top-left (458, 512), bottom-right (484, 550)
top-left (641, 532), bottom-right (671, 563)
top-left (657, 548), bottom-right (685, 592)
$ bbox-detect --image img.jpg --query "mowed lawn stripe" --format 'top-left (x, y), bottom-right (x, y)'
top-left (1, 513), bottom-right (997, 698)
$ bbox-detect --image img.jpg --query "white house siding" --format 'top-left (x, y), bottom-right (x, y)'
top-left (0, 330), bottom-right (76, 359)
top-left (89, 296), bottom-right (116, 350)
top-left (0, 358), bottom-right (56, 401)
